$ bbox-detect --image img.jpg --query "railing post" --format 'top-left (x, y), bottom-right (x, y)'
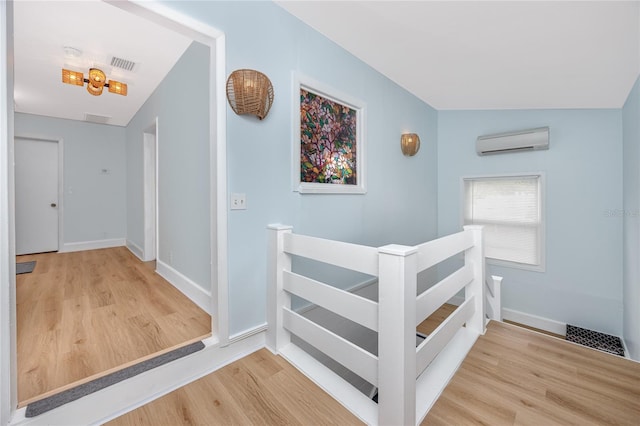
top-left (266, 224), bottom-right (293, 353)
top-left (464, 225), bottom-right (485, 335)
top-left (489, 275), bottom-right (503, 321)
top-left (378, 244), bottom-right (418, 426)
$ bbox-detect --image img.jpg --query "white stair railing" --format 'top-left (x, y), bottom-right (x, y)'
top-left (267, 225), bottom-right (492, 425)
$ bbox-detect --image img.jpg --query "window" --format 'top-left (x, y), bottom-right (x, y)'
top-left (463, 174), bottom-right (544, 270)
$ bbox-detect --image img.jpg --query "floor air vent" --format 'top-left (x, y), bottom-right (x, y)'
top-left (566, 325), bottom-right (624, 357)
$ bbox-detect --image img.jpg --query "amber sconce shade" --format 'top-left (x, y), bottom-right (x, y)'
top-left (401, 133), bottom-right (420, 156)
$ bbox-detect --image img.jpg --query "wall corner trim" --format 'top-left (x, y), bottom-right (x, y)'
top-left (126, 240), bottom-right (144, 261)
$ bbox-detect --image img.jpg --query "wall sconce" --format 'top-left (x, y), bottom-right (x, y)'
top-left (226, 69), bottom-right (274, 120)
top-left (400, 133), bottom-right (420, 156)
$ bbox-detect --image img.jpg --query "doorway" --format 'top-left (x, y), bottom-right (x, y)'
top-left (2, 0), bottom-right (228, 420)
top-left (14, 136), bottom-right (62, 255)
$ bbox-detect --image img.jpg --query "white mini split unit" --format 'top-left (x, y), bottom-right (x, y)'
top-left (476, 126), bottom-right (549, 155)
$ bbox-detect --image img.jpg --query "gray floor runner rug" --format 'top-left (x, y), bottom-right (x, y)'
top-left (26, 340), bottom-right (205, 417)
top-left (16, 261), bottom-right (36, 274)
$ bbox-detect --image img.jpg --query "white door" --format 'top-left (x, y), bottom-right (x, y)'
top-left (15, 137), bottom-right (59, 255)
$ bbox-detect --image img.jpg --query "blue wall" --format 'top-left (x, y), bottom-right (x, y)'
top-left (163, 1), bottom-right (439, 336)
top-left (14, 113), bottom-right (126, 245)
top-left (126, 41), bottom-right (211, 290)
top-left (623, 75), bottom-right (640, 359)
top-left (438, 110), bottom-right (623, 335)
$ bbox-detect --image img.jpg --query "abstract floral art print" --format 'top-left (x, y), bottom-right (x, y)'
top-left (292, 73), bottom-right (366, 194)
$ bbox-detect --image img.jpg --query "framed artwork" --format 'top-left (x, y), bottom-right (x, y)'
top-left (292, 72), bottom-right (366, 194)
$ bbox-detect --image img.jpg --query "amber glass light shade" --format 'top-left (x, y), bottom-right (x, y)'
top-left (61, 69), bottom-right (84, 86)
top-left (401, 133), bottom-right (420, 156)
top-left (107, 80), bottom-right (128, 96)
top-left (88, 68), bottom-right (106, 87)
top-left (86, 83), bottom-right (103, 96)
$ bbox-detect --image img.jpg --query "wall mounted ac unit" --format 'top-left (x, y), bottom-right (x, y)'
top-left (476, 127), bottom-right (549, 156)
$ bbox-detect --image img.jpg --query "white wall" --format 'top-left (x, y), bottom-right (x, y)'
top-left (125, 41), bottom-right (211, 290)
top-left (623, 75), bottom-right (640, 360)
top-left (163, 1), bottom-right (439, 336)
top-left (13, 114), bottom-right (126, 247)
top-left (438, 109), bottom-right (624, 336)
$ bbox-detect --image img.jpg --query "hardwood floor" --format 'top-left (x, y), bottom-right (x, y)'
top-left (417, 303), bottom-right (456, 336)
top-left (16, 247), bottom-right (211, 406)
top-left (423, 321), bottom-right (640, 425)
top-left (504, 319), bottom-right (566, 339)
top-left (106, 348), bottom-right (363, 426)
top-left (109, 320), bottom-right (640, 426)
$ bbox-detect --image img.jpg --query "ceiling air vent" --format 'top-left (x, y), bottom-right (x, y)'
top-left (84, 113), bottom-right (111, 125)
top-left (110, 56), bottom-right (137, 72)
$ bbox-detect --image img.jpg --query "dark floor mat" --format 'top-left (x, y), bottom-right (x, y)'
top-left (566, 324), bottom-right (624, 357)
top-left (16, 261), bottom-right (36, 274)
top-left (25, 340), bottom-right (205, 417)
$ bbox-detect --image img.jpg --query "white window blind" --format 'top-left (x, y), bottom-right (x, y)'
top-left (464, 175), bottom-right (542, 267)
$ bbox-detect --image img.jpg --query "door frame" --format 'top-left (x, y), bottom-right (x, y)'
top-left (14, 135), bottom-right (64, 254)
top-left (105, 1), bottom-right (229, 338)
top-left (109, 2), bottom-right (229, 345)
top-left (0, 1), bottom-right (15, 423)
top-left (142, 119), bottom-right (158, 262)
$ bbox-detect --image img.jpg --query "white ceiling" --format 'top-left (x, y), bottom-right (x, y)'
top-left (11, 1), bottom-right (640, 122)
top-left (277, 1), bottom-right (640, 110)
top-left (13, 0), bottom-right (192, 127)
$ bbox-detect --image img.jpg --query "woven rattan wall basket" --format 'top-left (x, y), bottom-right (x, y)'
top-left (226, 69), bottom-right (274, 120)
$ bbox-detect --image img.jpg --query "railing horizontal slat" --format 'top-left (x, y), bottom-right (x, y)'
top-left (283, 233), bottom-right (378, 275)
top-left (284, 271), bottom-right (378, 331)
top-left (415, 230), bottom-right (474, 272)
top-left (415, 264), bottom-right (474, 326)
top-left (415, 297), bottom-right (475, 377)
top-left (283, 308), bottom-right (379, 387)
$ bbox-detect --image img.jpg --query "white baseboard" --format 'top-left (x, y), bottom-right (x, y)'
top-left (621, 337), bottom-right (633, 360)
top-left (60, 238), bottom-right (126, 253)
top-left (126, 240), bottom-right (144, 261)
top-left (156, 260), bottom-right (212, 314)
top-left (502, 308), bottom-right (567, 336)
top-left (10, 332), bottom-right (266, 426)
top-left (228, 323), bottom-right (268, 345)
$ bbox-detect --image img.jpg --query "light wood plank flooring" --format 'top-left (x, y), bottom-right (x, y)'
top-left (417, 303), bottom-right (456, 336)
top-left (424, 321), bottom-right (640, 425)
top-left (106, 348), bottom-right (363, 426)
top-left (16, 247), bottom-right (211, 406)
top-left (109, 320), bottom-right (640, 425)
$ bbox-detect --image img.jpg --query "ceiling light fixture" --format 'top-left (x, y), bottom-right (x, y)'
top-left (61, 68), bottom-right (128, 96)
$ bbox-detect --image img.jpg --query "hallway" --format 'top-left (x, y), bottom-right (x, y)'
top-left (16, 247), bottom-right (211, 405)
